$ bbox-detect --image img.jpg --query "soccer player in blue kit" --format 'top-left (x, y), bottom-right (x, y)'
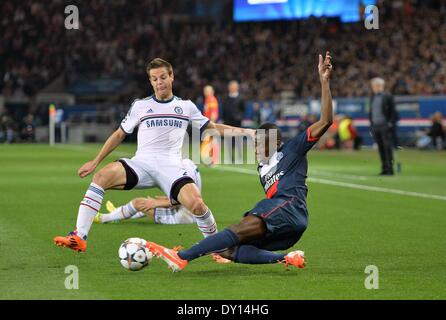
top-left (145, 52), bottom-right (333, 272)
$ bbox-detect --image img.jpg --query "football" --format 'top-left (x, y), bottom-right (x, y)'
top-left (118, 238), bottom-right (153, 271)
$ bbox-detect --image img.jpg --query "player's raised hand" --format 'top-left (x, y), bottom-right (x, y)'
top-left (78, 160), bottom-right (97, 178)
top-left (318, 51), bottom-right (333, 82)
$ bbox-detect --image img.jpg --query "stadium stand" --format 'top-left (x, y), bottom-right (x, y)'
top-left (1, 0), bottom-right (445, 146)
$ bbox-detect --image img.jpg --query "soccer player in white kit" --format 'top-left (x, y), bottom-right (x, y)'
top-left (95, 158), bottom-right (200, 225)
top-left (54, 58), bottom-right (255, 252)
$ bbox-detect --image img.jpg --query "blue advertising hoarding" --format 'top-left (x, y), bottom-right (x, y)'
top-left (234, 0), bottom-right (377, 22)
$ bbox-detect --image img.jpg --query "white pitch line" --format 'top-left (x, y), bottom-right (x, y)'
top-left (310, 170), bottom-right (369, 181)
top-left (213, 166), bottom-right (446, 202)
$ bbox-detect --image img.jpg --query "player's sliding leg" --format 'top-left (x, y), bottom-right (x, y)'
top-left (146, 215), bottom-right (305, 271)
top-left (130, 212), bottom-right (146, 219)
top-left (217, 246), bottom-right (285, 264)
top-left (217, 246), bottom-right (305, 268)
top-left (146, 215), bottom-right (262, 271)
top-left (97, 199), bottom-right (196, 225)
top-left (177, 182), bottom-right (218, 238)
top-left (54, 162), bottom-right (127, 252)
top-left (97, 200), bottom-right (196, 225)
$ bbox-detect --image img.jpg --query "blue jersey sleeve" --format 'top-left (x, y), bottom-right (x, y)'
top-left (283, 127), bottom-right (319, 155)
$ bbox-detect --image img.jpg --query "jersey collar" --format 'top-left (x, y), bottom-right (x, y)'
top-left (153, 95), bottom-right (175, 104)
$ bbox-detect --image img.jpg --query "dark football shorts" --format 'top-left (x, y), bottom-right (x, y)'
top-left (243, 197), bottom-right (308, 251)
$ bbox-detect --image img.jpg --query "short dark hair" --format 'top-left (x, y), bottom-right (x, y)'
top-left (146, 58), bottom-right (173, 75)
top-left (257, 122), bottom-right (282, 143)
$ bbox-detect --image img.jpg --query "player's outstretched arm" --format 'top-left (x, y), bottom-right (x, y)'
top-left (207, 122), bottom-right (256, 140)
top-left (78, 128), bottom-right (127, 178)
top-left (308, 51), bottom-right (333, 140)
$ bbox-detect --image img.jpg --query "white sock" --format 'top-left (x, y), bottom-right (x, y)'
top-left (195, 208), bottom-right (218, 238)
top-left (100, 202), bottom-right (138, 223)
top-left (130, 212), bottom-right (146, 219)
top-left (76, 183), bottom-right (104, 239)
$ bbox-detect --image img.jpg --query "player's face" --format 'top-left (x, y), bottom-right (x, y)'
top-left (149, 67), bottom-right (174, 100)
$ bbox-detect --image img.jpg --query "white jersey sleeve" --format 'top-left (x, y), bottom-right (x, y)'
top-left (120, 101), bottom-right (141, 134)
top-left (188, 101), bottom-right (209, 129)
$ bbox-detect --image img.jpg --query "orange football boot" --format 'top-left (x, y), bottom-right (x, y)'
top-left (146, 241), bottom-right (188, 272)
top-left (54, 232), bottom-right (87, 253)
top-left (282, 250), bottom-right (306, 269)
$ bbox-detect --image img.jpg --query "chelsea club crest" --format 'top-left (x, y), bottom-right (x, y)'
top-left (174, 107), bottom-right (183, 115)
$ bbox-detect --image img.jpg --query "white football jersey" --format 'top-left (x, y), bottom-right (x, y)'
top-left (120, 95), bottom-right (209, 160)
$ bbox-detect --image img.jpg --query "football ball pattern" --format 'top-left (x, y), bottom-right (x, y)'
top-left (118, 238), bottom-right (152, 271)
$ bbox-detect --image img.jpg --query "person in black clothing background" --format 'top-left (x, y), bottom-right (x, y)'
top-left (221, 81), bottom-right (246, 163)
top-left (369, 78), bottom-right (398, 175)
top-left (428, 112), bottom-right (444, 150)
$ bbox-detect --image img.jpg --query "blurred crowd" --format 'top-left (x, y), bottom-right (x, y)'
top-left (0, 108), bottom-right (36, 143)
top-left (1, 0), bottom-right (446, 102)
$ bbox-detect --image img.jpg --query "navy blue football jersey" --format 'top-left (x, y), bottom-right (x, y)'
top-left (258, 127), bottom-right (319, 200)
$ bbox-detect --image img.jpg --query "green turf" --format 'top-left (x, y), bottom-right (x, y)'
top-left (0, 144), bottom-right (445, 299)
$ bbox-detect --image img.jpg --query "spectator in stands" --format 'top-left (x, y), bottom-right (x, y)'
top-left (0, 112), bottom-right (16, 143)
top-left (369, 77), bottom-right (398, 175)
top-left (203, 85), bottom-right (219, 123)
top-left (221, 80), bottom-right (246, 163)
top-left (259, 102), bottom-right (276, 124)
top-left (338, 115), bottom-right (361, 150)
top-left (19, 113), bottom-right (36, 142)
top-left (0, 108), bottom-right (6, 143)
top-left (251, 103), bottom-right (262, 128)
top-left (428, 112), bottom-right (445, 150)
top-left (201, 85), bottom-right (220, 165)
top-left (317, 114), bottom-right (339, 150)
top-left (2, 1), bottom-right (445, 101)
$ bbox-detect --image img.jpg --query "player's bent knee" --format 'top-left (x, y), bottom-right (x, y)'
top-left (92, 163), bottom-right (126, 190)
top-left (190, 197), bottom-right (208, 215)
top-left (92, 169), bottom-right (110, 188)
top-left (230, 216), bottom-right (266, 242)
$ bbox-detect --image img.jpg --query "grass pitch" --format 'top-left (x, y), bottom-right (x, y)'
top-left (0, 144), bottom-right (445, 299)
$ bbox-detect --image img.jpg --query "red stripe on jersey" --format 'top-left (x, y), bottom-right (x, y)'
top-left (266, 180), bottom-right (279, 199)
top-left (141, 114), bottom-right (189, 120)
top-left (307, 127), bottom-right (319, 142)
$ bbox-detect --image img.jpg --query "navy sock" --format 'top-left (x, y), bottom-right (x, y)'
top-left (178, 228), bottom-right (239, 261)
top-left (234, 245), bottom-right (286, 264)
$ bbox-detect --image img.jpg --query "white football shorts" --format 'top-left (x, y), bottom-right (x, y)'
top-left (118, 157), bottom-right (196, 203)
